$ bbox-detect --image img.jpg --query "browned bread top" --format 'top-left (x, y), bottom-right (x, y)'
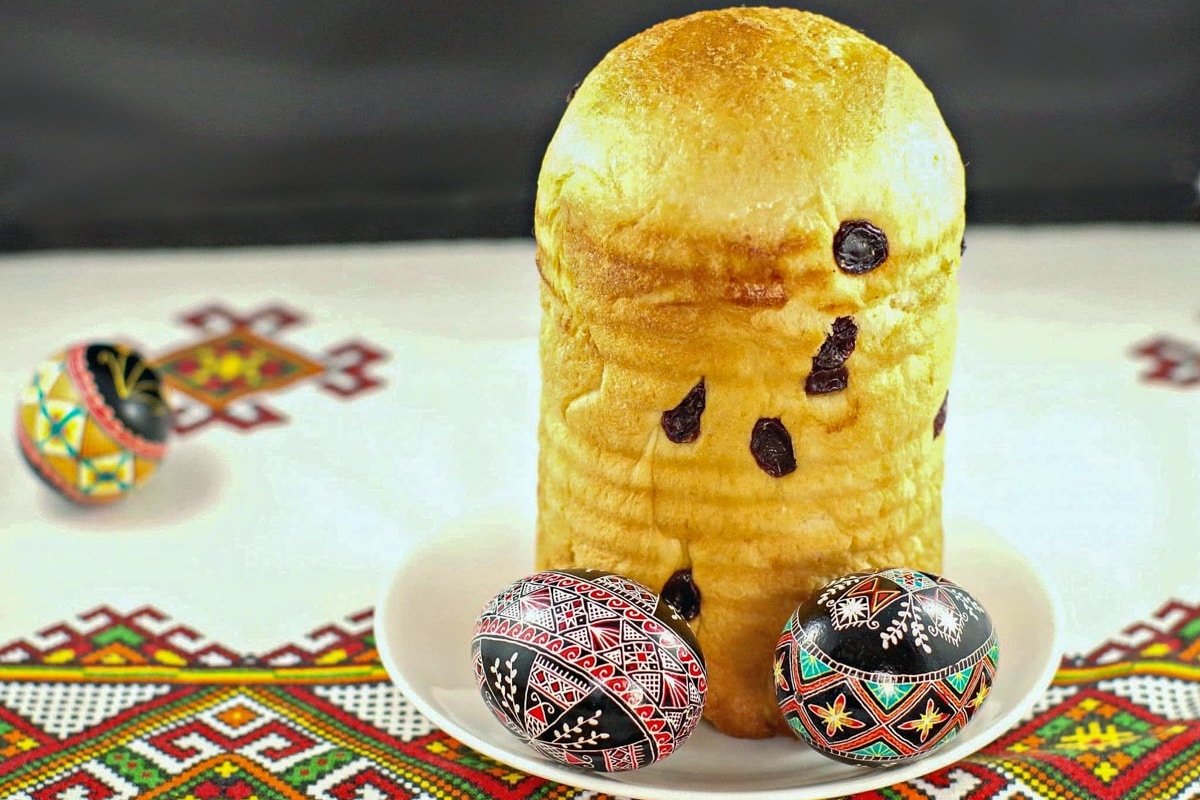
top-left (536, 7), bottom-right (964, 330)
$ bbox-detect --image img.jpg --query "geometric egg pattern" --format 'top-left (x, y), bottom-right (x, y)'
top-left (775, 568), bottom-right (999, 765)
top-left (15, 343), bottom-right (169, 504)
top-left (472, 570), bottom-right (707, 772)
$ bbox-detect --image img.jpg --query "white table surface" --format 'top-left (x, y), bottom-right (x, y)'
top-left (1, 225), bottom-right (1197, 657)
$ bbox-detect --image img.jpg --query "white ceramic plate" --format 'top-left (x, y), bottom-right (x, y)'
top-left (375, 514), bottom-right (1061, 800)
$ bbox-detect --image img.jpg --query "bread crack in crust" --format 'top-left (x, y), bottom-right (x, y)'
top-left (534, 7), bottom-right (964, 739)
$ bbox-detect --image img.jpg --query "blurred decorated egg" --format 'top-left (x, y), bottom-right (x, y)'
top-left (16, 343), bottom-right (171, 504)
top-left (775, 568), bottom-right (998, 766)
top-left (471, 569), bottom-right (707, 771)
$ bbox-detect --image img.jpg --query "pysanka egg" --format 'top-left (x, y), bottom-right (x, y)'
top-left (16, 343), bottom-right (171, 504)
top-left (471, 569), bottom-right (707, 772)
top-left (775, 568), bottom-right (998, 766)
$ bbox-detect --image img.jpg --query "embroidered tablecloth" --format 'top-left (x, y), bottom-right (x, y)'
top-left (1, 602), bottom-right (1199, 800)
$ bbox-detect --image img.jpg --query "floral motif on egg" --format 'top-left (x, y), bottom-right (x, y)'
top-left (472, 570), bottom-right (707, 772)
top-left (775, 568), bottom-right (998, 765)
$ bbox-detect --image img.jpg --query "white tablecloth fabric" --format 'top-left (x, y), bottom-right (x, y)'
top-left (1, 225), bottom-right (1197, 656)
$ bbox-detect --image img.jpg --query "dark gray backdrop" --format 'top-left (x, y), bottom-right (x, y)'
top-left (2, 2), bottom-right (1197, 250)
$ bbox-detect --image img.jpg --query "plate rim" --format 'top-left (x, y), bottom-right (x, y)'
top-left (375, 515), bottom-right (1063, 800)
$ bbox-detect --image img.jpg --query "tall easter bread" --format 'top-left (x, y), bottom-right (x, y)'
top-left (534, 7), bottom-right (965, 739)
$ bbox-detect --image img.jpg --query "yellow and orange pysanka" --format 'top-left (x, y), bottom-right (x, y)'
top-left (16, 344), bottom-right (170, 504)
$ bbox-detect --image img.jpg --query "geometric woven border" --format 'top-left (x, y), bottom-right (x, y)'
top-left (3, 601), bottom-right (1200, 800)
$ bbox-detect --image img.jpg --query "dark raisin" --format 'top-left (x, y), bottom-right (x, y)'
top-left (833, 220), bottom-right (888, 275)
top-left (960, 236), bottom-right (967, 255)
top-left (566, 81), bottom-right (581, 103)
top-left (662, 569), bottom-right (701, 620)
top-left (812, 316), bottom-right (858, 370)
top-left (751, 418), bottom-right (796, 477)
top-left (661, 379), bottom-right (706, 443)
top-left (934, 392), bottom-right (949, 438)
top-left (805, 367), bottom-right (849, 395)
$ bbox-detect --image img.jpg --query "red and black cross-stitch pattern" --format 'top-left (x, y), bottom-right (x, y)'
top-left (154, 303), bottom-right (387, 435)
top-left (3, 603), bottom-right (1200, 799)
top-left (1132, 323), bottom-right (1200, 389)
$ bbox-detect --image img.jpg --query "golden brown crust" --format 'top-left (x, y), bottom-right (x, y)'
top-left (536, 7), bottom-right (964, 304)
top-left (534, 7), bottom-right (964, 738)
